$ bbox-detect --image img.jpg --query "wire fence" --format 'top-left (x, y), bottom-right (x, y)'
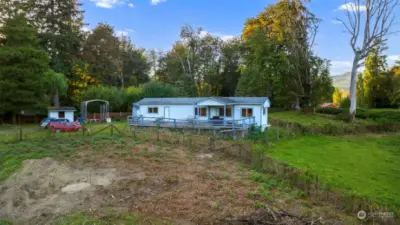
top-left (0, 122), bottom-right (395, 224)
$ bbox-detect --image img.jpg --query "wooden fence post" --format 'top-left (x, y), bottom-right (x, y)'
top-left (277, 127), bottom-right (280, 140)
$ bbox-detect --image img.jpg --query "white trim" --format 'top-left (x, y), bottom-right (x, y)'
top-left (194, 106), bottom-right (208, 117)
top-left (240, 107), bottom-right (254, 118)
top-left (147, 106), bottom-right (159, 114)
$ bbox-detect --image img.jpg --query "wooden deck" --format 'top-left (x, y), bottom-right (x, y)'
top-left (127, 116), bottom-right (256, 133)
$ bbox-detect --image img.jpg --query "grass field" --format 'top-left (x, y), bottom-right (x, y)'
top-left (269, 111), bottom-right (375, 126)
top-left (0, 127), bottom-right (356, 224)
top-left (267, 111), bottom-right (400, 211)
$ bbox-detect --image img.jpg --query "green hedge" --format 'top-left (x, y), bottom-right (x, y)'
top-left (270, 118), bottom-right (400, 135)
top-left (317, 108), bottom-right (400, 124)
top-left (315, 107), bottom-right (343, 115)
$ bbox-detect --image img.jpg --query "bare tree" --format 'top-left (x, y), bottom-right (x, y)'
top-left (336, 0), bottom-right (399, 120)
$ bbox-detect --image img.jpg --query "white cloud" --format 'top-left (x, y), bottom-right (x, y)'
top-left (115, 28), bottom-right (134, 37)
top-left (81, 26), bottom-right (91, 32)
top-left (89, 0), bottom-right (126, 9)
top-left (199, 30), bottom-right (209, 38)
top-left (116, 30), bottom-right (128, 36)
top-left (338, 2), bottom-right (367, 12)
top-left (199, 30), bottom-right (236, 42)
top-left (151, 0), bottom-right (166, 5)
top-left (330, 60), bottom-right (364, 75)
top-left (331, 60), bottom-right (353, 75)
top-left (388, 55), bottom-right (400, 62)
top-left (128, 3), bottom-right (134, 8)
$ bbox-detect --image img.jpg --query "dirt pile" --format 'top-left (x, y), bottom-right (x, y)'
top-left (0, 157), bottom-right (143, 223)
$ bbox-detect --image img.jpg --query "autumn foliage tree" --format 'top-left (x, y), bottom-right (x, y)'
top-left (240, 0), bottom-right (333, 108)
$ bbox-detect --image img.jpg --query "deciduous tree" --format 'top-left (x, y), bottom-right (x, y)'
top-left (336, 0), bottom-right (399, 119)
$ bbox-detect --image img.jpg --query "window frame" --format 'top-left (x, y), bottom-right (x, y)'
top-left (194, 107), bottom-right (207, 117)
top-left (241, 108), bottom-right (253, 118)
top-left (147, 107), bottom-right (159, 114)
top-left (263, 107), bottom-right (266, 115)
top-left (58, 111), bottom-right (65, 118)
top-left (219, 107), bottom-right (232, 117)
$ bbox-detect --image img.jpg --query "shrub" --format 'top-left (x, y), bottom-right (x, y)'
top-left (315, 107), bottom-right (344, 115)
top-left (334, 113), bottom-right (351, 122)
top-left (339, 96), bottom-right (351, 108)
top-left (142, 81), bottom-right (178, 98)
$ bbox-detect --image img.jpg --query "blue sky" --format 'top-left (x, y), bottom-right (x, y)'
top-left (82, 0), bottom-right (400, 75)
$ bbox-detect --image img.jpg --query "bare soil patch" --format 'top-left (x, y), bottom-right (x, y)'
top-left (0, 142), bottom-right (354, 224)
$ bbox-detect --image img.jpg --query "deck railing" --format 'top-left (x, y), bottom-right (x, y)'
top-left (127, 116), bottom-right (256, 131)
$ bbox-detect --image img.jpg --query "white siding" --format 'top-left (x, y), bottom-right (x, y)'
top-left (48, 111), bottom-right (58, 119)
top-left (138, 105), bottom-right (196, 120)
top-left (136, 103), bottom-right (269, 130)
top-left (197, 99), bottom-right (225, 106)
top-left (233, 105), bottom-right (268, 130)
top-left (48, 110), bottom-right (75, 122)
top-left (65, 111), bottom-right (74, 122)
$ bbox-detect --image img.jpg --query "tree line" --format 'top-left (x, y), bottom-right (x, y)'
top-left (333, 49), bottom-right (400, 109)
top-left (1, 0), bottom-right (397, 123)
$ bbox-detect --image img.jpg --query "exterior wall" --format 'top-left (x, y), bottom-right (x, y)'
top-left (65, 111), bottom-right (74, 121)
top-left (138, 105), bottom-right (196, 120)
top-left (232, 105), bottom-right (268, 130)
top-left (48, 111), bottom-right (75, 122)
top-left (48, 111), bottom-right (58, 119)
top-left (197, 99), bottom-right (225, 106)
top-left (135, 103), bottom-right (269, 130)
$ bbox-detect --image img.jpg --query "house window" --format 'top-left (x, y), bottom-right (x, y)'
top-left (263, 108), bottom-right (266, 115)
top-left (219, 107), bottom-right (232, 117)
top-left (195, 107), bottom-right (207, 117)
top-left (58, 111), bottom-right (65, 118)
top-left (241, 108), bottom-right (253, 118)
top-left (148, 107), bottom-right (158, 114)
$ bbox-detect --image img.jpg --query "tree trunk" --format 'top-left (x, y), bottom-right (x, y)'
top-left (120, 73), bottom-right (124, 89)
top-left (12, 112), bottom-right (16, 124)
top-left (349, 54), bottom-right (359, 121)
top-left (294, 97), bottom-right (300, 111)
top-left (53, 91), bottom-right (60, 107)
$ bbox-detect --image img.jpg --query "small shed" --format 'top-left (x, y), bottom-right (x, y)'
top-left (48, 107), bottom-right (76, 122)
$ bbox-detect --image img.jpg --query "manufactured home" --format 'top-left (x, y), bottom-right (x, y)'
top-left (130, 97), bottom-right (270, 131)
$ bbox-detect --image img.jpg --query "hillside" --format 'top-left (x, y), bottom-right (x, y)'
top-left (332, 72), bottom-right (351, 91)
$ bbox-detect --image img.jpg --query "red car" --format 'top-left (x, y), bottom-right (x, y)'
top-left (51, 122), bottom-right (81, 133)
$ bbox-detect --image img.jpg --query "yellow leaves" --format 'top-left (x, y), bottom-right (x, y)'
top-left (332, 88), bottom-right (349, 105)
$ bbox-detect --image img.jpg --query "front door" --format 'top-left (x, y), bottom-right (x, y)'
top-left (164, 106), bottom-right (170, 119)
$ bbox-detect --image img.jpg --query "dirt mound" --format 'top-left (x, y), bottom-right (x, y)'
top-left (0, 158), bottom-right (142, 223)
top-left (0, 144), bottom-right (353, 224)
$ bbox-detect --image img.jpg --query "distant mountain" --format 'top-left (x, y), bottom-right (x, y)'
top-left (332, 72), bottom-right (351, 91)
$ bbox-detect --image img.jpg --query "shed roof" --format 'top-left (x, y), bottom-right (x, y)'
top-left (48, 107), bottom-right (77, 111)
top-left (135, 97), bottom-right (269, 106)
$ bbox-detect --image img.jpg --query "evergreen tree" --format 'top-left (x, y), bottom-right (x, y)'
top-left (0, 15), bottom-right (49, 123)
top-left (24, 0), bottom-right (85, 106)
top-left (82, 23), bottom-right (120, 86)
top-left (119, 36), bottom-right (150, 87)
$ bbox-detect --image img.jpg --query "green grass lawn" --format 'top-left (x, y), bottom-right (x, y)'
top-left (264, 134), bottom-right (400, 209)
top-left (269, 111), bottom-right (375, 126)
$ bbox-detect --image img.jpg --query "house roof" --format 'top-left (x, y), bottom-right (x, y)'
top-left (48, 107), bottom-right (77, 111)
top-left (135, 97), bottom-right (270, 106)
